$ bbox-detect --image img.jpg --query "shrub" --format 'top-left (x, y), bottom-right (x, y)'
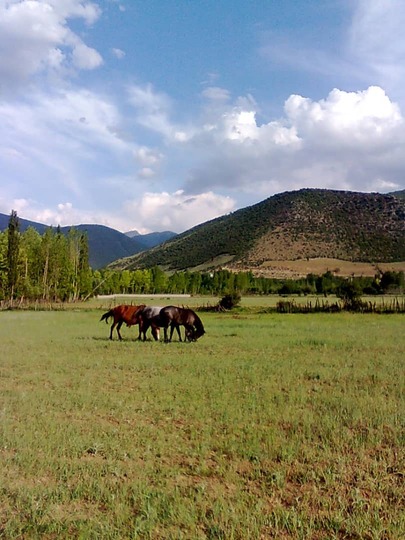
top-left (219, 292), bottom-right (241, 310)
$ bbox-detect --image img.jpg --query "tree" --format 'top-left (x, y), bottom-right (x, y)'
top-left (20, 227), bottom-right (42, 299)
top-left (151, 266), bottom-right (167, 293)
top-left (0, 231), bottom-right (8, 299)
top-left (7, 210), bottom-right (20, 299)
top-left (77, 233), bottom-right (92, 299)
top-left (379, 271), bottom-right (404, 293)
top-left (336, 280), bottom-right (363, 310)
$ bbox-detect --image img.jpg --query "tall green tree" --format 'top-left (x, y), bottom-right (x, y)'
top-left (20, 227), bottom-right (42, 299)
top-left (78, 233), bottom-right (92, 299)
top-left (7, 210), bottom-right (20, 299)
top-left (0, 231), bottom-right (8, 299)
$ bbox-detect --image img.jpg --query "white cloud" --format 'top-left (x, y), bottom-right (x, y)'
top-left (181, 86), bottom-right (405, 197)
top-left (284, 86), bottom-right (402, 147)
top-left (0, 85), bottom-right (142, 220)
top-left (0, 0), bottom-right (102, 93)
top-left (112, 47), bottom-right (125, 59)
top-left (123, 191), bottom-right (235, 233)
top-left (138, 168), bottom-right (155, 179)
top-left (1, 1), bottom-right (405, 237)
top-left (201, 86), bottom-right (231, 102)
top-left (127, 83), bottom-right (194, 141)
top-left (134, 146), bottom-right (163, 167)
top-left (350, 0), bottom-right (405, 89)
top-left (71, 42), bottom-right (103, 70)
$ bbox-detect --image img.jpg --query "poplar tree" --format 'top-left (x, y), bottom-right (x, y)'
top-left (7, 210), bottom-right (20, 299)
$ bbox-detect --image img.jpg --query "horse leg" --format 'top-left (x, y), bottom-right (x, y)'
top-left (142, 321), bottom-right (151, 341)
top-left (109, 322), bottom-right (116, 340)
top-left (137, 318), bottom-right (146, 340)
top-left (151, 324), bottom-right (160, 341)
top-left (137, 320), bottom-right (143, 340)
top-left (175, 324), bottom-right (182, 342)
top-left (169, 323), bottom-right (176, 342)
top-left (117, 320), bottom-right (123, 341)
top-left (163, 325), bottom-right (169, 342)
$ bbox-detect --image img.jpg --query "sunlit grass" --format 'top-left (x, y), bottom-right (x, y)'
top-left (0, 309), bottom-right (404, 538)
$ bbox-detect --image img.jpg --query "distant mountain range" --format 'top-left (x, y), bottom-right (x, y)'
top-left (108, 189), bottom-right (405, 272)
top-left (0, 213), bottom-right (176, 269)
top-left (1, 188), bottom-right (404, 272)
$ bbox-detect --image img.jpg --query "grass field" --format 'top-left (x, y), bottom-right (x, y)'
top-left (0, 304), bottom-right (404, 539)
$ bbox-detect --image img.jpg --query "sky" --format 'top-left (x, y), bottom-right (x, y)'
top-left (1, 0), bottom-right (405, 234)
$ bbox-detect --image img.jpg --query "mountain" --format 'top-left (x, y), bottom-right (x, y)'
top-left (124, 230), bottom-right (141, 238)
top-left (137, 231), bottom-right (177, 249)
top-left (60, 224), bottom-right (147, 269)
top-left (108, 189), bottom-right (405, 272)
top-left (389, 189), bottom-right (405, 200)
top-left (0, 213), bottom-right (175, 269)
top-left (0, 213), bottom-right (50, 235)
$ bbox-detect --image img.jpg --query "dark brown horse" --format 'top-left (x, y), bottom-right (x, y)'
top-left (100, 304), bottom-right (146, 340)
top-left (159, 306), bottom-right (205, 342)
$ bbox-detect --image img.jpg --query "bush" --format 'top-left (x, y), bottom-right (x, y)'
top-left (219, 292), bottom-right (241, 310)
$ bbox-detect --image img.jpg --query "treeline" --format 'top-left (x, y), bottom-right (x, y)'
top-left (1, 212), bottom-right (404, 303)
top-left (0, 211), bottom-right (92, 302)
top-left (92, 267), bottom-right (404, 297)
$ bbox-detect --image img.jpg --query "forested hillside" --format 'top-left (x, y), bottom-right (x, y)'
top-left (109, 189), bottom-right (405, 272)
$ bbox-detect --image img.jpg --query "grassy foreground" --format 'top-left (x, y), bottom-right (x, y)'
top-left (0, 308), bottom-right (404, 539)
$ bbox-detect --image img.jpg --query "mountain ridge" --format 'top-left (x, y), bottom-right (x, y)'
top-left (108, 189), bottom-right (405, 273)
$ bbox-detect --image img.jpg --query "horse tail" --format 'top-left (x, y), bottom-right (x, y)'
top-left (100, 309), bottom-right (114, 324)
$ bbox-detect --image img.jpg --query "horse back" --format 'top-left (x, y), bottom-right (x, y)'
top-left (114, 304), bottom-right (146, 324)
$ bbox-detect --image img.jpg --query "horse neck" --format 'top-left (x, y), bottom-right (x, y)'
top-left (193, 313), bottom-right (204, 331)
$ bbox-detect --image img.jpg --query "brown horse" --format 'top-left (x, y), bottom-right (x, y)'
top-left (100, 304), bottom-right (146, 340)
top-left (159, 306), bottom-right (205, 342)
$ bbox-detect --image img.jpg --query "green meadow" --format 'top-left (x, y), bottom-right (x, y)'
top-left (0, 304), bottom-right (404, 539)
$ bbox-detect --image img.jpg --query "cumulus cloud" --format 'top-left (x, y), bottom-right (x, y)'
top-left (123, 191), bottom-right (235, 233)
top-left (181, 86), bottom-right (405, 197)
top-left (0, 0), bottom-right (102, 93)
top-left (0, 198), bottom-right (83, 228)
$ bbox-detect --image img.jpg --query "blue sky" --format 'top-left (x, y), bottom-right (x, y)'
top-left (1, 0), bottom-right (405, 233)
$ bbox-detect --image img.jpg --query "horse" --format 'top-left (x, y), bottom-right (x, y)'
top-left (100, 304), bottom-right (146, 340)
top-left (159, 306), bottom-right (205, 342)
top-left (131, 305), bottom-right (182, 342)
top-left (131, 305), bottom-right (163, 341)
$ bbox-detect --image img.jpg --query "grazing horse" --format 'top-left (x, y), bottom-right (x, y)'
top-left (159, 306), bottom-right (205, 342)
top-left (100, 304), bottom-right (146, 340)
top-left (131, 305), bottom-right (183, 342)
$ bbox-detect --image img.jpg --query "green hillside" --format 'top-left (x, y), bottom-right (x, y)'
top-left (389, 189), bottom-right (405, 200)
top-left (109, 189), bottom-right (405, 271)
